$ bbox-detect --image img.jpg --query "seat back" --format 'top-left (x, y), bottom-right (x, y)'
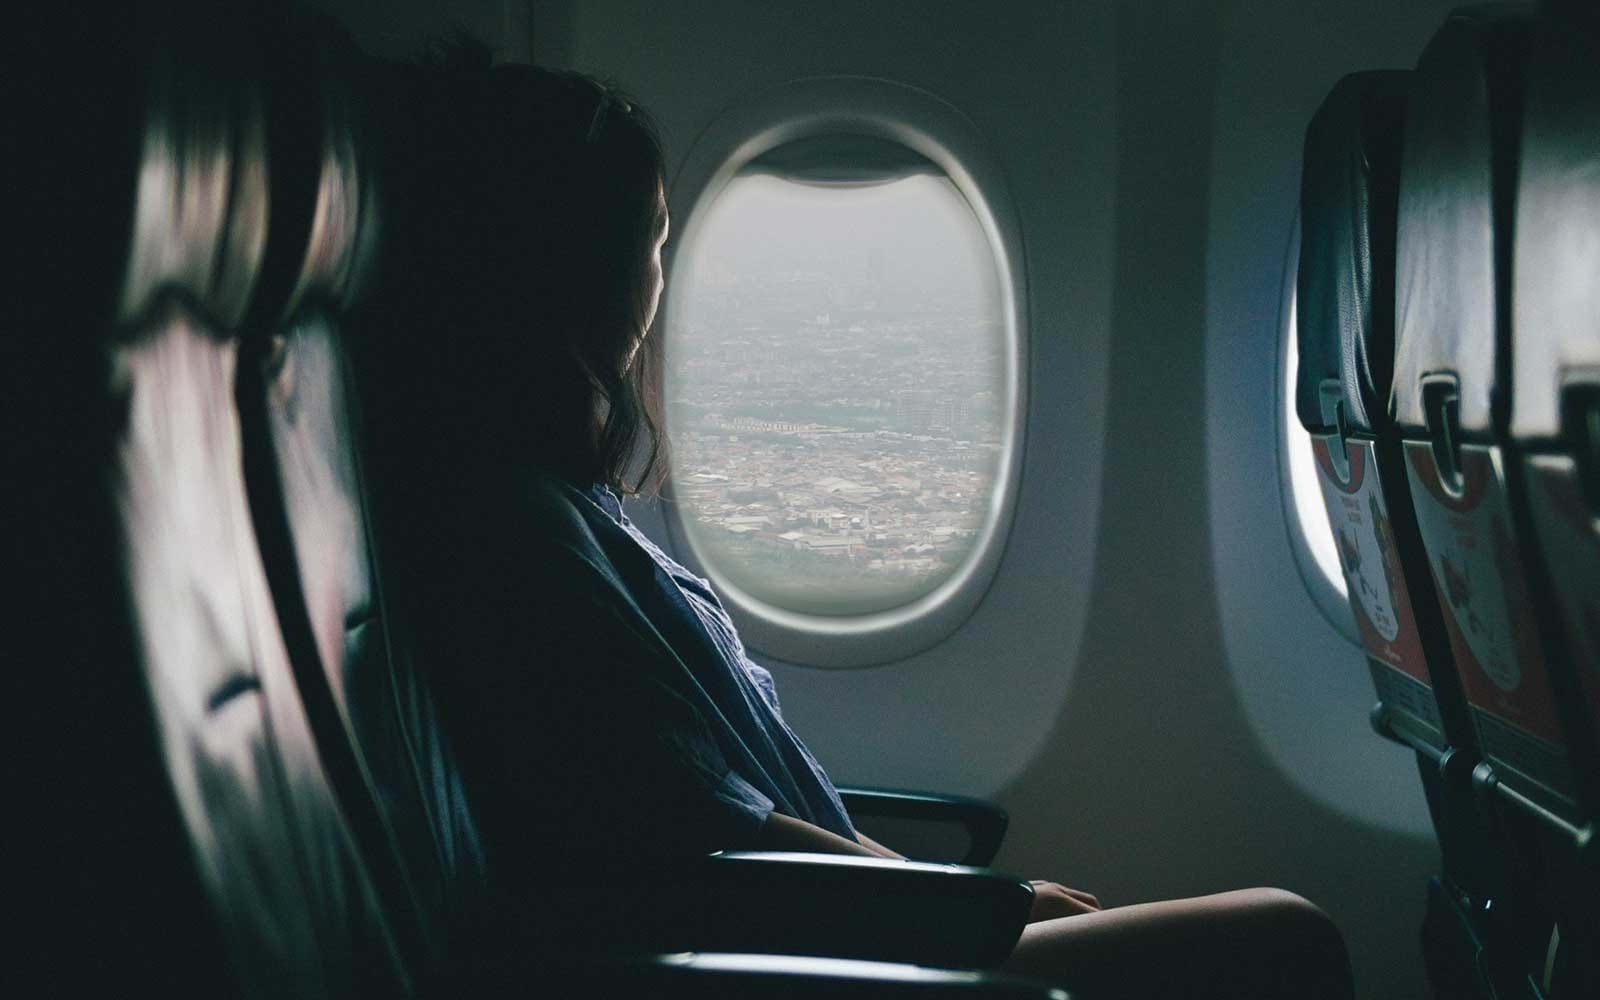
top-left (1509, 5), bottom-right (1600, 818)
top-left (116, 16), bottom-right (419, 996)
top-left (1505, 11), bottom-right (1600, 991)
top-left (1392, 3), bottom-right (1586, 822)
top-left (1296, 68), bottom-right (1531, 996)
top-left (1393, 11), bottom-right (1600, 993)
top-left (1296, 69), bottom-right (1468, 757)
top-left (8, 11), bottom-right (232, 993)
top-left (233, 23), bottom-right (484, 974)
top-left (10, 7), bottom-right (439, 994)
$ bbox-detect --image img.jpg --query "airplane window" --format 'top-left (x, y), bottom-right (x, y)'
top-left (665, 169), bottom-right (1005, 617)
top-left (1281, 285), bottom-right (1349, 601)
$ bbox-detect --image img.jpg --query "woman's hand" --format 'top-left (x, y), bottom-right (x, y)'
top-left (1027, 880), bottom-right (1102, 922)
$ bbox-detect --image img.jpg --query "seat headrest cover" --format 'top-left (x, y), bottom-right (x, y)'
top-left (1296, 71), bottom-right (1408, 434)
top-left (117, 52), bottom-right (268, 331)
top-left (280, 42), bottom-right (379, 321)
top-left (289, 98), bottom-right (370, 315)
top-left (1393, 5), bottom-right (1531, 435)
top-left (118, 10), bottom-right (377, 337)
top-left (106, 9), bottom-right (412, 991)
top-left (1511, 11), bottom-right (1600, 442)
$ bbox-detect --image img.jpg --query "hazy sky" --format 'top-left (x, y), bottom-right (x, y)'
top-left (670, 173), bottom-right (1000, 308)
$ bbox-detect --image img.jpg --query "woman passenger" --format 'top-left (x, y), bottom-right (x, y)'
top-left (386, 48), bottom-right (1354, 1000)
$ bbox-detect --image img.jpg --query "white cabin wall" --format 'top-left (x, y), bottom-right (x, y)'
top-left (992, 5), bottom-right (1452, 1000)
top-left (1205, 0), bottom-right (1462, 853)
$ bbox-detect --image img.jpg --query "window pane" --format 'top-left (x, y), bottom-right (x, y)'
top-left (666, 172), bottom-right (1006, 617)
top-left (1283, 288), bottom-right (1349, 600)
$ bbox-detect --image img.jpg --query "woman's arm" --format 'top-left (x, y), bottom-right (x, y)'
top-left (754, 812), bottom-right (882, 857)
top-left (854, 831), bottom-right (906, 860)
top-left (755, 813), bottom-right (910, 861)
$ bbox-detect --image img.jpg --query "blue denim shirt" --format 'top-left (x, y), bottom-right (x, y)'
top-left (416, 465), bottom-right (858, 882)
top-left (583, 483), bottom-right (856, 843)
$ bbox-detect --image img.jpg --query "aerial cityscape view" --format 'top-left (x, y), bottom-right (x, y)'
top-left (664, 173), bottom-right (1006, 616)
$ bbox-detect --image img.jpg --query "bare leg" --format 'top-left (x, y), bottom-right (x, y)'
top-left (1002, 887), bottom-right (1353, 1000)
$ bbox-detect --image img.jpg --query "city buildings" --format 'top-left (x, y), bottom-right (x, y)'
top-left (668, 255), bottom-right (1003, 616)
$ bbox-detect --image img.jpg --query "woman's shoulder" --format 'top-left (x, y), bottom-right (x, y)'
top-left (514, 469), bottom-right (651, 595)
top-left (512, 471), bottom-right (687, 659)
top-left (519, 467), bottom-right (594, 529)
top-left (508, 469), bottom-right (617, 570)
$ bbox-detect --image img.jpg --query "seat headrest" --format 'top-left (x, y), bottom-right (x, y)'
top-left (115, 6), bottom-right (376, 339)
top-left (1511, 10), bottom-right (1600, 442)
top-left (1296, 71), bottom-right (1408, 434)
top-left (116, 49), bottom-right (269, 331)
top-left (249, 14), bottom-right (379, 332)
top-left (1393, 4), bottom-right (1532, 436)
top-left (102, 8), bottom-right (409, 992)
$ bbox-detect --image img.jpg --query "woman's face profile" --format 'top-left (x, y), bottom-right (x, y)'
top-left (642, 182), bottom-right (669, 337)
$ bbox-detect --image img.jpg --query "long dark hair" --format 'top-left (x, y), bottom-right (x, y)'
top-left (407, 42), bottom-right (667, 492)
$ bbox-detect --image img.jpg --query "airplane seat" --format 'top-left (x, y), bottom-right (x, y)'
top-left (1394, 1), bottom-right (1577, 823)
top-left (1394, 4), bottom-right (1597, 995)
top-left (14, 4), bottom-right (420, 995)
top-left (1296, 68), bottom-right (1462, 759)
top-left (1508, 2), bottom-right (1600, 822)
top-left (1506, 5), bottom-right (1600, 991)
top-left (9, 10), bottom-right (233, 994)
top-left (1295, 67), bottom-right (1516, 998)
top-left (833, 786), bottom-right (1011, 866)
top-left (228, 11), bottom-right (480, 975)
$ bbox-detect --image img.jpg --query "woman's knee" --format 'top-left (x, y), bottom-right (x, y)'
top-left (1238, 888), bottom-right (1343, 948)
top-left (1227, 887), bottom-right (1352, 996)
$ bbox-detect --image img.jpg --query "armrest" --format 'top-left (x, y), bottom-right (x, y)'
top-left (839, 786), bottom-right (1010, 866)
top-left (538, 852), bottom-right (1034, 970)
top-left (581, 952), bottom-right (1071, 998)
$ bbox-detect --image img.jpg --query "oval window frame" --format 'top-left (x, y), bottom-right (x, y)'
top-left (658, 75), bottom-right (1028, 668)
